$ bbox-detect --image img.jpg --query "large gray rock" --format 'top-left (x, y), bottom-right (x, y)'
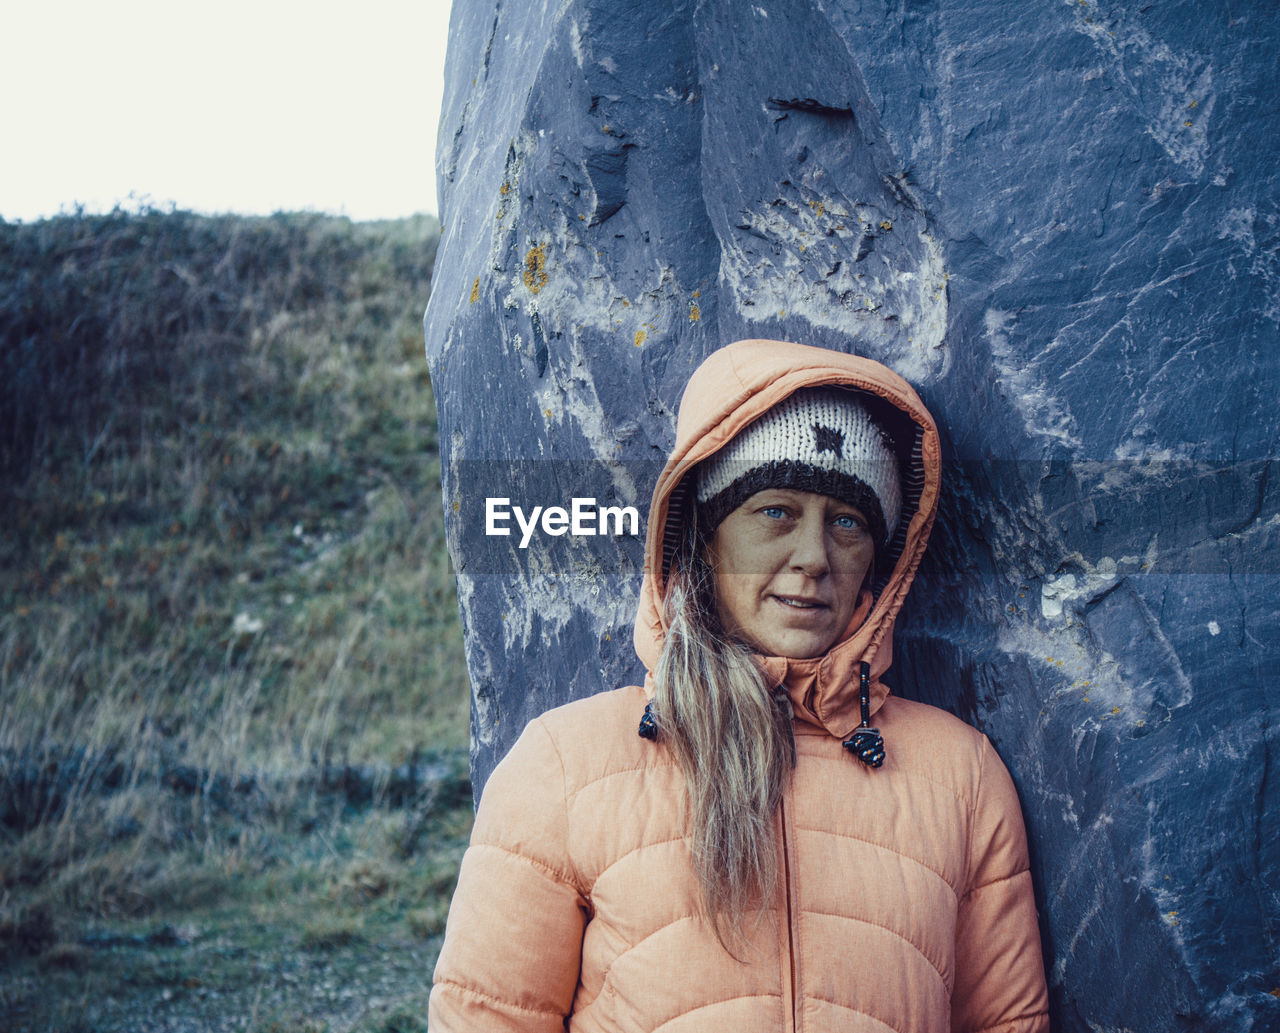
top-left (424, 2), bottom-right (1279, 1028)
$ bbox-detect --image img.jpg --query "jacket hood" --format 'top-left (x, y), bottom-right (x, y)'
top-left (634, 339), bottom-right (941, 740)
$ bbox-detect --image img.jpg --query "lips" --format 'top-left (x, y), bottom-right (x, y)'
top-left (772, 595), bottom-right (830, 611)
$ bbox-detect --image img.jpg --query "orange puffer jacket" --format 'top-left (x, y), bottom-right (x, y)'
top-left (430, 340), bottom-right (1049, 1033)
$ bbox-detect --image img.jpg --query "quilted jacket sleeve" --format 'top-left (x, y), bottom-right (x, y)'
top-left (429, 717), bottom-right (589, 1032)
top-left (951, 737), bottom-right (1049, 1033)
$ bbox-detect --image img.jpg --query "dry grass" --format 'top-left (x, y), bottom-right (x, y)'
top-left (0, 208), bottom-right (472, 1030)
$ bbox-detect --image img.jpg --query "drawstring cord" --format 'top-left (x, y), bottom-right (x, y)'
top-left (842, 661), bottom-right (885, 768)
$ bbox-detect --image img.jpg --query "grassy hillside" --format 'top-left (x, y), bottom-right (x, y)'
top-left (0, 208), bottom-right (470, 1032)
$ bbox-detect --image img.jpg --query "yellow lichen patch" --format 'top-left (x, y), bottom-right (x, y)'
top-left (693, 289), bottom-right (701, 298)
top-left (1184, 119), bottom-right (1193, 127)
top-left (523, 245), bottom-right (548, 293)
top-left (544, 408), bottom-right (553, 418)
top-left (808, 200), bottom-right (825, 216)
top-left (879, 219), bottom-right (893, 232)
top-left (452, 499), bottom-right (460, 513)
top-left (500, 181), bottom-right (510, 195)
top-left (1190, 100), bottom-right (1199, 108)
top-left (1111, 707), bottom-right (1121, 715)
top-left (634, 329), bottom-right (647, 347)
top-left (690, 302), bottom-right (701, 322)
top-left (469, 276), bottom-right (480, 304)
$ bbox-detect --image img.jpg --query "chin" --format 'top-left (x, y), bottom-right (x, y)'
top-left (762, 634), bottom-right (833, 660)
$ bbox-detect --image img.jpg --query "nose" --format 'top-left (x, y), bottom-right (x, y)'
top-left (788, 511), bottom-right (831, 577)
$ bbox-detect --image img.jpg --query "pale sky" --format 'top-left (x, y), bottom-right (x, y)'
top-left (2, 1), bottom-right (452, 222)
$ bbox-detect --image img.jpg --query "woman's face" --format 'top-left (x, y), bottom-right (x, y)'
top-left (704, 488), bottom-right (876, 659)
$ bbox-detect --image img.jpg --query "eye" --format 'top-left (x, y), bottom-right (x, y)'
top-left (832, 513), bottom-right (867, 532)
top-left (761, 506), bottom-right (787, 520)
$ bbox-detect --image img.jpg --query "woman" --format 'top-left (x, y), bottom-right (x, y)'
top-left (429, 339), bottom-right (1049, 1033)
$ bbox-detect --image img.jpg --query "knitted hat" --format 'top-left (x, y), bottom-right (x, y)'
top-left (695, 387), bottom-right (902, 546)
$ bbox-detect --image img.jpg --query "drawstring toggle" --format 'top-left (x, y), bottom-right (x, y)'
top-left (638, 701), bottom-right (658, 741)
top-left (842, 661), bottom-right (885, 768)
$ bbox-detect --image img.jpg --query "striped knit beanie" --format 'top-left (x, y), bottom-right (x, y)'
top-left (695, 387), bottom-right (902, 547)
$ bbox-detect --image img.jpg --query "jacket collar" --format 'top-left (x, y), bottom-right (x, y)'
top-left (634, 339), bottom-right (940, 740)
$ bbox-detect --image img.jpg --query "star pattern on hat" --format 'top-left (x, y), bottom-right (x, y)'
top-left (695, 387), bottom-right (902, 542)
top-left (813, 423), bottom-right (845, 458)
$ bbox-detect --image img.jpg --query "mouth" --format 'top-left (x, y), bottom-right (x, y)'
top-left (772, 595), bottom-right (830, 611)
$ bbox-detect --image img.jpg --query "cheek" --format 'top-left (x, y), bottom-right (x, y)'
top-left (837, 547), bottom-right (875, 593)
top-left (711, 568), bottom-right (749, 626)
top-left (709, 559), bottom-right (773, 637)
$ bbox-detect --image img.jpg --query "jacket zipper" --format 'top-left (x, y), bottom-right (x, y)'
top-left (779, 790), bottom-right (799, 1032)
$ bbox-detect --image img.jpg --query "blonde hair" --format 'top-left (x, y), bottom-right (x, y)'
top-left (651, 524), bottom-right (795, 951)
